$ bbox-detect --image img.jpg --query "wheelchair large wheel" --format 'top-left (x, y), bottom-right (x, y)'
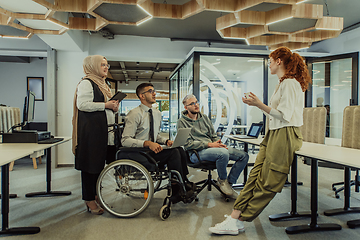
top-left (97, 159), bottom-right (154, 218)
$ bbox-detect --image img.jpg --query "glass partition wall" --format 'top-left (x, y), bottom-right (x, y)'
top-left (169, 52), bottom-right (269, 141)
top-left (170, 50), bottom-right (358, 142)
top-left (307, 53), bottom-right (358, 139)
top-left (199, 55), bottom-right (264, 139)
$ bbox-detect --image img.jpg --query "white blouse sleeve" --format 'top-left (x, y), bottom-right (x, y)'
top-left (76, 80), bottom-right (105, 112)
top-left (270, 80), bottom-right (298, 122)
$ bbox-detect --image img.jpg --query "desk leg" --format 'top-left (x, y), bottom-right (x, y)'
top-left (286, 159), bottom-right (341, 234)
top-left (232, 143), bottom-right (248, 189)
top-left (25, 148), bottom-right (71, 198)
top-left (269, 155), bottom-right (311, 221)
top-left (324, 167), bottom-right (360, 216)
top-left (0, 164), bottom-right (40, 235)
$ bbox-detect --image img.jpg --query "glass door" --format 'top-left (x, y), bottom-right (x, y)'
top-left (310, 57), bottom-right (356, 139)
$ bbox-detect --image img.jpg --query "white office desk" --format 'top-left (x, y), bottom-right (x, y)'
top-left (0, 137), bottom-right (71, 236)
top-left (287, 142), bottom-right (360, 232)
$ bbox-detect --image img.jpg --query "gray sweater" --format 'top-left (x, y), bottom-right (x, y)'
top-left (177, 110), bottom-right (219, 151)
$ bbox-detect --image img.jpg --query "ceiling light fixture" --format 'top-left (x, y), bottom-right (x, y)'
top-left (316, 28), bottom-right (342, 31)
top-left (137, 16), bottom-right (153, 26)
top-left (247, 59), bottom-right (264, 62)
top-left (291, 46), bottom-right (310, 51)
top-left (137, 4), bottom-right (153, 17)
top-left (2, 35), bottom-right (28, 39)
top-left (296, 0), bottom-right (308, 4)
top-left (223, 36), bottom-right (249, 45)
top-left (267, 16), bottom-right (293, 25)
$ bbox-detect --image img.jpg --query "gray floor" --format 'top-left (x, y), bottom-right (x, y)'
top-left (4, 155), bottom-right (360, 240)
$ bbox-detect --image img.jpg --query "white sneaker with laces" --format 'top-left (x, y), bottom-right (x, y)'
top-left (209, 215), bottom-right (240, 235)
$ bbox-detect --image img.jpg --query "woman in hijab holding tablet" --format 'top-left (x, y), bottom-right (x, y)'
top-left (72, 55), bottom-right (119, 215)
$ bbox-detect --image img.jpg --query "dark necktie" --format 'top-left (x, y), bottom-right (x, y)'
top-left (148, 109), bottom-right (155, 142)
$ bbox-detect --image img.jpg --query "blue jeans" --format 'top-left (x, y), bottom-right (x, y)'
top-left (190, 147), bottom-right (249, 185)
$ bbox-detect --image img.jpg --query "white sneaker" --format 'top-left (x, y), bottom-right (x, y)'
top-left (215, 215), bottom-right (245, 232)
top-left (217, 177), bottom-right (233, 196)
top-left (209, 215), bottom-right (240, 235)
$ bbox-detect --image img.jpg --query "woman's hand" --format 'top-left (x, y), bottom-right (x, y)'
top-left (242, 92), bottom-right (272, 114)
top-left (105, 100), bottom-right (119, 112)
top-left (242, 92), bottom-right (262, 107)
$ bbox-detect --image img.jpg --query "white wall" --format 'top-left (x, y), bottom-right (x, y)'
top-left (0, 57), bottom-right (48, 122)
top-left (56, 51), bottom-right (89, 165)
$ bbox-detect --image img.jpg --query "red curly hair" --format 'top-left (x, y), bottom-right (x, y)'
top-left (269, 47), bottom-right (312, 92)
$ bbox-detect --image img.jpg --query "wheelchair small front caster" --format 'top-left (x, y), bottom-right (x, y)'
top-left (335, 194), bottom-right (340, 199)
top-left (160, 205), bottom-right (171, 220)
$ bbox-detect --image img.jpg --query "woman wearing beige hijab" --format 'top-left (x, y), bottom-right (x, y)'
top-left (72, 55), bottom-right (119, 215)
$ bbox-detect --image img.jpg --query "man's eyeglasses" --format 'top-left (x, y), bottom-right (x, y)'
top-left (187, 101), bottom-right (199, 107)
top-left (101, 63), bottom-right (110, 69)
top-left (141, 89), bottom-right (156, 95)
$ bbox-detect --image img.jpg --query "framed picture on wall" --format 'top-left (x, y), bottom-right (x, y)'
top-left (27, 77), bottom-right (44, 101)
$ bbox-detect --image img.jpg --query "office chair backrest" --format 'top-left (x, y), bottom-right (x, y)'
top-left (301, 107), bottom-right (326, 144)
top-left (342, 105), bottom-right (360, 149)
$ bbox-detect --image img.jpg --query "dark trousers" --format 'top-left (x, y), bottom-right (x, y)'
top-left (81, 145), bottom-right (117, 201)
top-left (148, 147), bottom-right (189, 182)
top-left (81, 171), bottom-right (100, 201)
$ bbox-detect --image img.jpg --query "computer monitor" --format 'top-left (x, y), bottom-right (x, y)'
top-left (23, 90), bottom-right (35, 124)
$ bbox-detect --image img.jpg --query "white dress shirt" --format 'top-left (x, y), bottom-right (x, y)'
top-left (76, 79), bottom-right (115, 145)
top-left (121, 103), bottom-right (167, 148)
top-left (264, 78), bottom-right (304, 130)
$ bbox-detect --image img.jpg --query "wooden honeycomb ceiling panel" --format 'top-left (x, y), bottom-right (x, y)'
top-left (0, 0), bottom-right (344, 49)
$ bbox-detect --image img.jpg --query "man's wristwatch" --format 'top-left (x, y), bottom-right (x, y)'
top-left (165, 139), bottom-right (169, 145)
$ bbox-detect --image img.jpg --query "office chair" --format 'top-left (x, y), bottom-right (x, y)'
top-left (332, 170), bottom-right (360, 198)
top-left (331, 105), bottom-right (360, 199)
top-left (186, 149), bottom-right (231, 201)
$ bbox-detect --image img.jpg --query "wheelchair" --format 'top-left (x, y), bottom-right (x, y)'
top-left (96, 124), bottom-right (197, 220)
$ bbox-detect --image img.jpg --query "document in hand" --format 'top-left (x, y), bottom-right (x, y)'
top-left (110, 91), bottom-right (127, 102)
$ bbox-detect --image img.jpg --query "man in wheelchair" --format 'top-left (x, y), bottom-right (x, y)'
top-left (120, 83), bottom-right (196, 204)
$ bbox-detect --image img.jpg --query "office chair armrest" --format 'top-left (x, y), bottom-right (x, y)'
top-left (187, 149), bottom-right (205, 164)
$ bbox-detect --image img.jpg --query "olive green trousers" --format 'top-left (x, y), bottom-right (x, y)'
top-left (233, 126), bottom-right (302, 222)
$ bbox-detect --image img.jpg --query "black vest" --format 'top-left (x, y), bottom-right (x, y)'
top-left (75, 79), bottom-right (108, 174)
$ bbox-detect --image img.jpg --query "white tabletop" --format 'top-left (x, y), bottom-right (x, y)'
top-left (226, 135), bottom-right (360, 169)
top-left (0, 149), bottom-right (35, 166)
top-left (296, 142), bottom-right (360, 169)
top-left (0, 137), bottom-right (72, 167)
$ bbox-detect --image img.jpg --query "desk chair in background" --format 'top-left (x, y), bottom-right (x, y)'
top-left (331, 106), bottom-right (360, 198)
top-left (301, 107), bottom-right (327, 144)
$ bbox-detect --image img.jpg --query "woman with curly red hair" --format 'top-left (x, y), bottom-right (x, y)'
top-left (209, 46), bottom-right (311, 235)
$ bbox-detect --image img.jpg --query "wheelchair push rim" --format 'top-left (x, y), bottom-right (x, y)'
top-left (97, 159), bottom-right (154, 218)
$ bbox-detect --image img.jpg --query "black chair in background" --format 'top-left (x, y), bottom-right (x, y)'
top-left (332, 169), bottom-right (360, 198)
top-left (187, 150), bottom-right (230, 201)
